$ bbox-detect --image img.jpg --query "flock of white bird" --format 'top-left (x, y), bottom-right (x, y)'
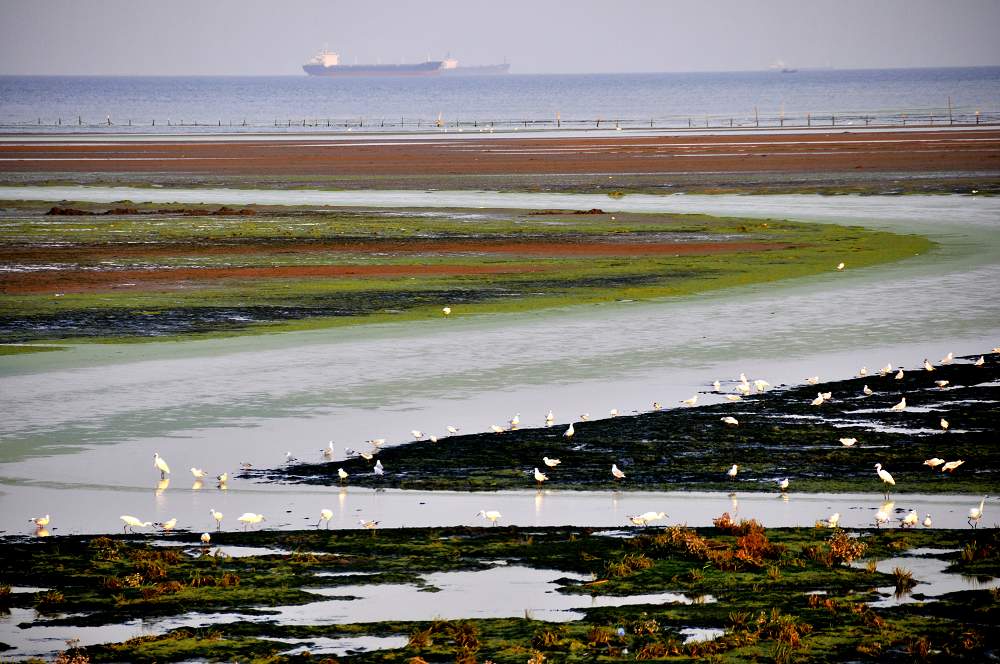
top-left (27, 344), bottom-right (997, 537)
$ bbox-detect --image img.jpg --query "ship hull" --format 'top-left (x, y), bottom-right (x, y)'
top-left (441, 64), bottom-right (511, 76)
top-left (303, 61), bottom-right (444, 77)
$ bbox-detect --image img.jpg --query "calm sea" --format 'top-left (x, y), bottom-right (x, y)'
top-left (1, 67), bottom-right (998, 133)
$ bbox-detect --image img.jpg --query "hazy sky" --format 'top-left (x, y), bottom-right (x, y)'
top-left (2, 0), bottom-right (999, 75)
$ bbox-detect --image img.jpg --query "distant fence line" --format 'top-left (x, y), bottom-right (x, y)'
top-left (2, 107), bottom-right (998, 132)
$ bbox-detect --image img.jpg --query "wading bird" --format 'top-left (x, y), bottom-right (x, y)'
top-left (359, 518), bottom-right (379, 531)
top-left (611, 464), bottom-right (626, 480)
top-left (627, 511), bottom-right (667, 527)
top-left (216, 472), bottom-right (228, 486)
top-left (968, 496), bottom-right (988, 529)
top-left (322, 442), bottom-right (334, 459)
top-left (890, 397), bottom-right (907, 412)
top-left (721, 416), bottom-right (739, 427)
top-left (810, 394), bottom-right (825, 406)
top-left (374, 460), bottom-right (384, 476)
top-left (442, 306), bottom-right (451, 315)
top-left (509, 413), bottom-right (520, 429)
top-left (859, 366), bottom-right (868, 377)
top-left (727, 464), bottom-right (739, 480)
top-left (609, 409), bottom-right (619, 418)
top-left (191, 468), bottom-right (207, 479)
top-left (900, 510), bottom-right (918, 528)
top-left (153, 452), bottom-right (170, 479)
top-left (879, 364), bottom-right (892, 376)
top-left (543, 456), bottom-right (561, 467)
top-left (411, 430), bottom-right (424, 440)
top-left (237, 512), bottom-right (265, 530)
top-left (681, 395), bottom-right (698, 407)
top-left (447, 425), bottom-right (460, 435)
top-left (712, 380), bottom-right (721, 392)
top-left (940, 352), bottom-right (954, 364)
top-left (975, 356), bottom-right (985, 366)
top-left (337, 468), bottom-right (349, 482)
top-left (563, 423), bottom-right (575, 438)
top-left (941, 460), bottom-right (965, 473)
top-left (29, 514), bottom-right (50, 527)
top-left (863, 385), bottom-right (873, 395)
top-left (923, 359), bottom-right (935, 372)
top-left (477, 509), bottom-right (502, 526)
top-left (209, 508), bottom-right (224, 530)
top-left (895, 369), bottom-right (904, 380)
top-left (317, 508), bottom-right (333, 528)
top-left (875, 463), bottom-right (896, 498)
top-left (805, 376), bottom-right (819, 385)
top-left (533, 467), bottom-right (548, 485)
top-left (827, 512), bottom-right (841, 528)
top-left (839, 437), bottom-right (857, 447)
top-left (754, 379), bottom-right (770, 393)
top-left (923, 458), bottom-right (945, 468)
top-left (778, 478), bottom-right (789, 492)
top-left (940, 418), bottom-right (950, 430)
top-left (200, 532), bottom-right (211, 544)
top-left (158, 518), bottom-right (177, 531)
top-left (121, 515), bottom-right (152, 533)
top-left (935, 380), bottom-right (950, 388)
top-left (837, 262), bottom-right (845, 270)
top-left (923, 514), bottom-right (933, 528)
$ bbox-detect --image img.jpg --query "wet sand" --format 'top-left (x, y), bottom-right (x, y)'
top-left (1, 128), bottom-right (998, 176)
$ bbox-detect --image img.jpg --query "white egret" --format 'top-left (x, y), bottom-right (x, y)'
top-left (721, 416), bottom-right (739, 427)
top-left (285, 452), bottom-right (298, 463)
top-left (370, 438), bottom-right (386, 448)
top-left (611, 464), bottom-right (626, 480)
top-left (862, 385), bottom-right (873, 396)
top-left (609, 408), bottom-right (620, 418)
top-left (736, 383), bottom-right (751, 396)
top-left (490, 424), bottom-right (505, 434)
top-left (778, 478), bottom-right (789, 491)
top-left (157, 518), bottom-right (177, 531)
top-left (545, 410), bottom-right (554, 424)
top-left (510, 413), bottom-right (521, 429)
top-left (429, 435), bottom-right (438, 443)
top-left (411, 430), bottom-right (424, 440)
top-left (940, 418), bottom-right (950, 430)
top-left (827, 512), bottom-right (841, 528)
top-left (29, 514), bottom-right (50, 527)
top-left (237, 513), bottom-right (265, 530)
top-left (200, 532), bottom-right (211, 544)
top-left (579, 413), bottom-right (590, 421)
top-left (727, 464), bottom-right (738, 480)
top-left (209, 508), bottom-right (224, 530)
top-left (628, 511), bottom-right (667, 527)
top-left (442, 306), bottom-right (451, 315)
top-left (805, 376), bottom-right (819, 385)
top-left (890, 397), bottom-right (906, 412)
top-left (191, 468), bottom-right (207, 479)
top-left (974, 355), bottom-right (985, 366)
top-left (374, 460), bottom-right (384, 476)
top-left (923, 514), bottom-right (933, 528)
top-left (858, 366), bottom-right (868, 377)
top-left (923, 359), bottom-right (935, 372)
top-left (563, 423), bottom-right (575, 438)
top-left (874, 463), bottom-right (896, 498)
top-left (900, 510), bottom-right (918, 528)
top-left (533, 467), bottom-right (548, 484)
top-left (477, 509), bottom-right (502, 525)
top-left (652, 402), bottom-right (661, 411)
top-left (941, 460), bottom-right (964, 473)
top-left (810, 395), bottom-right (825, 406)
top-left (879, 363), bottom-right (892, 376)
top-left (895, 369), bottom-right (904, 380)
top-left (153, 452), bottom-right (170, 479)
top-left (681, 395), bottom-right (698, 407)
top-left (726, 395), bottom-right (742, 402)
top-left (754, 379), bottom-right (770, 393)
top-left (968, 496), bottom-right (988, 528)
top-left (940, 352), bottom-right (953, 365)
top-left (820, 391), bottom-right (832, 401)
top-left (447, 425), bottom-right (460, 434)
top-left (359, 518), bottom-right (379, 530)
top-left (935, 380), bottom-right (950, 388)
top-left (836, 262), bottom-right (845, 270)
top-left (712, 380), bottom-right (721, 392)
top-left (337, 468), bottom-right (349, 482)
top-left (317, 508), bottom-right (334, 528)
top-left (322, 442), bottom-right (334, 458)
top-left (839, 437), bottom-right (857, 447)
top-left (121, 515), bottom-right (152, 533)
top-left (923, 458), bottom-right (945, 468)
top-left (543, 456), bottom-right (561, 467)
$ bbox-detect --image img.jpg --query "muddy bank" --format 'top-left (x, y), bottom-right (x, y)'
top-left (258, 354), bottom-right (1000, 494)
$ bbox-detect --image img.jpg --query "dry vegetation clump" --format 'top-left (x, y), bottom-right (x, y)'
top-left (805, 529), bottom-right (868, 567)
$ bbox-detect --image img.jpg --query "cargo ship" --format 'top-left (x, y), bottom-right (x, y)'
top-left (303, 49), bottom-right (509, 77)
top-left (303, 49), bottom-right (444, 77)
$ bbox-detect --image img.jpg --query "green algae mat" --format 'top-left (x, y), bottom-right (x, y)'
top-left (1, 525), bottom-right (996, 662)
top-left (0, 201), bottom-right (930, 345)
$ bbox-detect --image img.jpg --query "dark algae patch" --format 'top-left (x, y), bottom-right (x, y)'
top-left (0, 202), bottom-right (930, 343)
top-left (1, 525), bottom-right (997, 662)
top-left (259, 354), bottom-right (999, 495)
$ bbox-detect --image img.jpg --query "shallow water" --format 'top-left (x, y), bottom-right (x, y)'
top-left (854, 551), bottom-right (1000, 607)
top-left (0, 192), bottom-right (998, 538)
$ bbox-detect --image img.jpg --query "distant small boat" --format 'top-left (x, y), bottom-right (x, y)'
top-left (770, 59), bottom-right (797, 73)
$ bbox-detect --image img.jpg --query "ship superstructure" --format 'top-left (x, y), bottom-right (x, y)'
top-left (303, 49), bottom-right (509, 77)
